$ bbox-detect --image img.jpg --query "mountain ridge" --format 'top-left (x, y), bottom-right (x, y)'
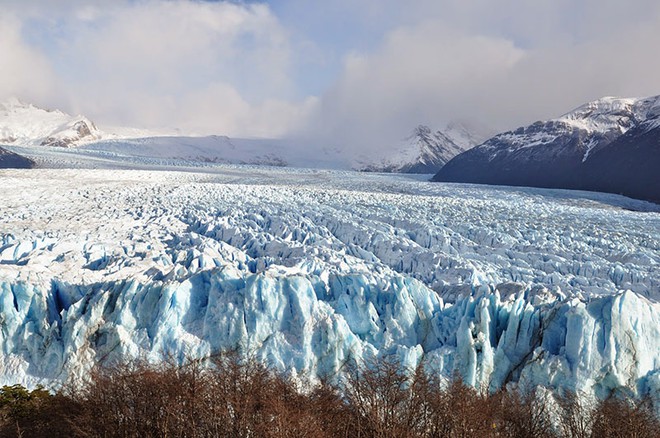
top-left (433, 95), bottom-right (660, 202)
top-left (1, 98), bottom-right (493, 173)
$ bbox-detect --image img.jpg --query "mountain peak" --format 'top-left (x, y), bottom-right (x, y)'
top-left (0, 99), bottom-right (100, 147)
top-left (356, 121), bottom-right (489, 174)
top-left (558, 95), bottom-right (660, 134)
top-left (411, 124), bottom-right (433, 139)
top-left (0, 96), bottom-right (28, 109)
top-left (0, 97), bottom-right (62, 114)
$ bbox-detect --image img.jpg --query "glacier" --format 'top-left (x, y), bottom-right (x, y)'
top-left (0, 167), bottom-right (658, 407)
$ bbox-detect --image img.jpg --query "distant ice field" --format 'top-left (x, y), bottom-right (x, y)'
top-left (2, 166), bottom-right (657, 300)
top-left (0, 165), bottom-right (659, 402)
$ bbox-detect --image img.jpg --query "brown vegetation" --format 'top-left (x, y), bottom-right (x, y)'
top-left (0, 354), bottom-right (657, 438)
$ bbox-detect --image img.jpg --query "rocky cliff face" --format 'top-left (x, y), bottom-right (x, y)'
top-left (433, 96), bottom-right (660, 202)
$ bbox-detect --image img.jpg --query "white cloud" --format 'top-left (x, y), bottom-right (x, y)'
top-left (2, 0), bottom-right (660, 149)
top-left (301, 21), bottom-right (525, 152)
top-left (2, 0), bottom-right (312, 136)
top-left (0, 15), bottom-right (58, 106)
top-left (301, 0), bottom-right (660, 152)
top-left (169, 82), bottom-right (317, 137)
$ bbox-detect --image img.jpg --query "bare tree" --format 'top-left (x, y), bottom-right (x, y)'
top-left (591, 396), bottom-right (660, 438)
top-left (555, 391), bottom-right (596, 438)
top-left (494, 388), bottom-right (555, 438)
top-left (2, 353), bottom-right (658, 438)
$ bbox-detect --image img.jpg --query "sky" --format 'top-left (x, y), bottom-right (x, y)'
top-left (2, 0), bottom-right (660, 151)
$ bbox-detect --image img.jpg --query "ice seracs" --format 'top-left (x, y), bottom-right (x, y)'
top-left (0, 96), bottom-right (658, 410)
top-left (0, 167), bottom-right (658, 411)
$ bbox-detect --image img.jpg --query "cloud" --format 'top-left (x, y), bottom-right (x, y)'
top-left (301, 22), bottom-right (523, 152)
top-left (300, 0), bottom-right (660, 152)
top-left (2, 0), bottom-right (312, 137)
top-left (0, 15), bottom-right (58, 106)
top-left (172, 82), bottom-right (318, 137)
top-left (2, 0), bottom-right (660, 150)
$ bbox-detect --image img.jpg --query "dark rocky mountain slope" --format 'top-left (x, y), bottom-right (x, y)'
top-left (433, 96), bottom-right (660, 202)
top-left (0, 147), bottom-right (35, 169)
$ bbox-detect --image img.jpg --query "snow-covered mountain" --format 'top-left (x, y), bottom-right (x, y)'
top-left (0, 98), bottom-right (101, 147)
top-left (0, 98), bottom-right (344, 169)
top-left (357, 122), bottom-right (491, 174)
top-left (433, 95), bottom-right (660, 202)
top-left (0, 99), bottom-right (493, 174)
top-left (1, 166), bottom-right (658, 411)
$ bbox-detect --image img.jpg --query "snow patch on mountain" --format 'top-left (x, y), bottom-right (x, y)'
top-left (480, 95), bottom-right (660, 156)
top-left (560, 95), bottom-right (660, 134)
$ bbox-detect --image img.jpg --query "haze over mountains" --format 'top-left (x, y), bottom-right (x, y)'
top-left (2, 95), bottom-right (659, 203)
top-left (0, 97), bottom-right (488, 173)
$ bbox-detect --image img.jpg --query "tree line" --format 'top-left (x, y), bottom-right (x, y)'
top-left (1, 353), bottom-right (658, 437)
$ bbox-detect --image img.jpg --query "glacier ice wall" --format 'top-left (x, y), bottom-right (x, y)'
top-left (1, 272), bottom-right (659, 403)
top-left (0, 168), bottom-right (658, 404)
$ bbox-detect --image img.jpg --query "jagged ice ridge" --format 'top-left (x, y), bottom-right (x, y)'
top-left (0, 167), bottom-right (658, 408)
